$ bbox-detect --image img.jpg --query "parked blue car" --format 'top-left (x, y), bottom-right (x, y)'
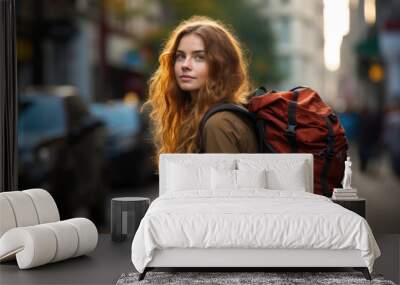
top-left (90, 101), bottom-right (156, 188)
top-left (19, 86), bottom-right (156, 191)
top-left (18, 86), bottom-right (156, 225)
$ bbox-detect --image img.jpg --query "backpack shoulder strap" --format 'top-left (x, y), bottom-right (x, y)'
top-left (198, 103), bottom-right (257, 153)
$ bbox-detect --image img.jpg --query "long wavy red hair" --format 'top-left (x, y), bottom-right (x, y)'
top-left (142, 15), bottom-right (252, 166)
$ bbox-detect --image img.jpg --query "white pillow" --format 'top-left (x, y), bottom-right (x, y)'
top-left (166, 159), bottom-right (236, 192)
top-left (237, 159), bottom-right (308, 191)
top-left (266, 165), bottom-right (307, 191)
top-left (211, 168), bottom-right (267, 190)
top-left (236, 169), bottom-right (267, 188)
top-left (211, 168), bottom-right (236, 190)
top-left (167, 162), bottom-right (211, 191)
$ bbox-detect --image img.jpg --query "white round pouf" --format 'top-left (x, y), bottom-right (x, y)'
top-left (23, 188), bottom-right (60, 223)
top-left (0, 195), bottom-right (17, 237)
top-left (1, 191), bottom-right (39, 227)
top-left (65, 218), bottom-right (98, 257)
top-left (42, 221), bottom-right (79, 262)
top-left (0, 225), bottom-right (57, 269)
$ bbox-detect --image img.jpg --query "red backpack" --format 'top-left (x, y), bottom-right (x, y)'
top-left (199, 86), bottom-right (348, 197)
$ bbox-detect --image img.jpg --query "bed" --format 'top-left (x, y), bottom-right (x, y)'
top-left (131, 153), bottom-right (381, 281)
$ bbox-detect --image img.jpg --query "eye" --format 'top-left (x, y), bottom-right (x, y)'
top-left (195, 54), bottom-right (205, 61)
top-left (175, 53), bottom-right (185, 61)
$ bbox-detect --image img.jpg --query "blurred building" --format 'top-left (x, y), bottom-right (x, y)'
top-left (378, 0), bottom-right (400, 103)
top-left (15, 0), bottom-right (162, 227)
top-left (376, 0), bottom-right (400, 177)
top-left (338, 0), bottom-right (369, 112)
top-left (339, 0), bottom-right (400, 173)
top-left (343, 0), bottom-right (400, 106)
top-left (259, 0), bottom-right (326, 97)
top-left (339, 0), bottom-right (400, 109)
top-left (16, 0), bottom-right (161, 102)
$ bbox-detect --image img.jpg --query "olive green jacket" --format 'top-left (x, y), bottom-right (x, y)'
top-left (201, 111), bottom-right (259, 153)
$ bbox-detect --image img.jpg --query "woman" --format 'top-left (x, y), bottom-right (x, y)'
top-left (142, 16), bottom-right (258, 165)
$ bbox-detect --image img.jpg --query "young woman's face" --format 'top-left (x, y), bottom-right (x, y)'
top-left (174, 34), bottom-right (209, 96)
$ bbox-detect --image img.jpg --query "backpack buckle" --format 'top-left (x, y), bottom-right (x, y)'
top-left (326, 149), bottom-right (335, 159)
top-left (326, 135), bottom-right (334, 142)
top-left (319, 149), bottom-right (335, 159)
top-left (285, 124), bottom-right (296, 136)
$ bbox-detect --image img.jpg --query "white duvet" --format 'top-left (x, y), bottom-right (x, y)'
top-left (131, 190), bottom-right (381, 273)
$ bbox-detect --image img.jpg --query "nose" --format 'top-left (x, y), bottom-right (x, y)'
top-left (181, 57), bottom-right (192, 70)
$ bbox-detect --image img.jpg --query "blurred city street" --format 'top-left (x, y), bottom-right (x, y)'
top-left (349, 144), bottom-right (400, 234)
top-left (0, 0), bottom-right (397, 234)
top-left (1, 0), bottom-right (400, 283)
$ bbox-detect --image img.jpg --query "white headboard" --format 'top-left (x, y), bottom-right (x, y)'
top-left (159, 153), bottom-right (314, 195)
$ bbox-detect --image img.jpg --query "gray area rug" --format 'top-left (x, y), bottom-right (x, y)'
top-left (116, 271), bottom-right (396, 285)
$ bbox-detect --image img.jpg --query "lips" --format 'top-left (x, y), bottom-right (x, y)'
top-left (180, 75), bottom-right (195, 80)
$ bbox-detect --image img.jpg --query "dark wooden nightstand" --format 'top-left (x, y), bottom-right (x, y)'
top-left (331, 198), bottom-right (366, 218)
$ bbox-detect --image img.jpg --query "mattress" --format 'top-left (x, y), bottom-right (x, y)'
top-left (131, 189), bottom-right (381, 273)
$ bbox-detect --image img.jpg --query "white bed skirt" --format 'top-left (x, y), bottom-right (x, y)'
top-left (148, 248), bottom-right (366, 268)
